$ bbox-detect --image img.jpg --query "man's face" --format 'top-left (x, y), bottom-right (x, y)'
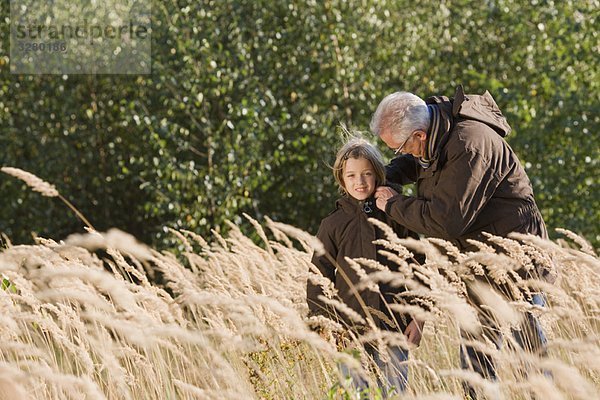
top-left (380, 127), bottom-right (426, 158)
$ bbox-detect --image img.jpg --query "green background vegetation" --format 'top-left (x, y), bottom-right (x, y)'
top-left (0, 0), bottom-right (597, 248)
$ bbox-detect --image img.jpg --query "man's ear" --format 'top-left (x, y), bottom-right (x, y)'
top-left (415, 130), bottom-right (427, 142)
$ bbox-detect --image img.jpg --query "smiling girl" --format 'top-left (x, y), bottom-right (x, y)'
top-left (307, 136), bottom-right (423, 395)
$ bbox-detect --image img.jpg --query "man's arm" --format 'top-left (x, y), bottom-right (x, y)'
top-left (386, 155), bottom-right (419, 185)
top-left (381, 148), bottom-right (506, 239)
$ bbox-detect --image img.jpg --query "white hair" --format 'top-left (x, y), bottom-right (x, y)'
top-left (370, 92), bottom-right (430, 142)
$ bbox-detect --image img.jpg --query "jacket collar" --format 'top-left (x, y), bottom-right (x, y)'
top-left (336, 195), bottom-right (376, 215)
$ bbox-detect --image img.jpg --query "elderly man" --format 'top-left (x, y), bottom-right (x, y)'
top-left (371, 86), bottom-right (550, 398)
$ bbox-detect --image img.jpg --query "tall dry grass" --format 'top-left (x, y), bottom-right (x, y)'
top-left (1, 166), bottom-right (598, 399)
top-left (0, 213), bottom-right (598, 400)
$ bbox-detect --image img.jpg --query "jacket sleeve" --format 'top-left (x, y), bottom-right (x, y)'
top-left (385, 146), bottom-right (506, 239)
top-left (386, 155), bottom-right (419, 185)
top-left (307, 220), bottom-right (337, 317)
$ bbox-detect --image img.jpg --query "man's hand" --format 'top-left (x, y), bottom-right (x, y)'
top-left (374, 186), bottom-right (399, 211)
top-left (404, 319), bottom-right (425, 347)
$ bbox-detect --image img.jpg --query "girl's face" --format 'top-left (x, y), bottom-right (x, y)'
top-left (342, 157), bottom-right (377, 201)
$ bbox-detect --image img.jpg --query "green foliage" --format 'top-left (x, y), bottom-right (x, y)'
top-left (0, 0), bottom-right (597, 248)
top-left (1, 277), bottom-right (16, 293)
top-left (327, 380), bottom-right (384, 400)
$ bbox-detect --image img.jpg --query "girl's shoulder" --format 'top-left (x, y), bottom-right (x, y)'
top-left (318, 197), bottom-right (359, 230)
top-left (321, 200), bottom-right (352, 223)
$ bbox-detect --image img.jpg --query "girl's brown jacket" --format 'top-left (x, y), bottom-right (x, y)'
top-left (308, 195), bottom-right (419, 333)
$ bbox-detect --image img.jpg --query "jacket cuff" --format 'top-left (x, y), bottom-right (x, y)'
top-left (385, 194), bottom-right (403, 215)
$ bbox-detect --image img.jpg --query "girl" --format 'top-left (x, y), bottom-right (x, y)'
top-left (307, 136), bottom-right (423, 396)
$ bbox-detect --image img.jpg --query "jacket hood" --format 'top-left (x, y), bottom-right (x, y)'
top-left (426, 85), bottom-right (512, 137)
